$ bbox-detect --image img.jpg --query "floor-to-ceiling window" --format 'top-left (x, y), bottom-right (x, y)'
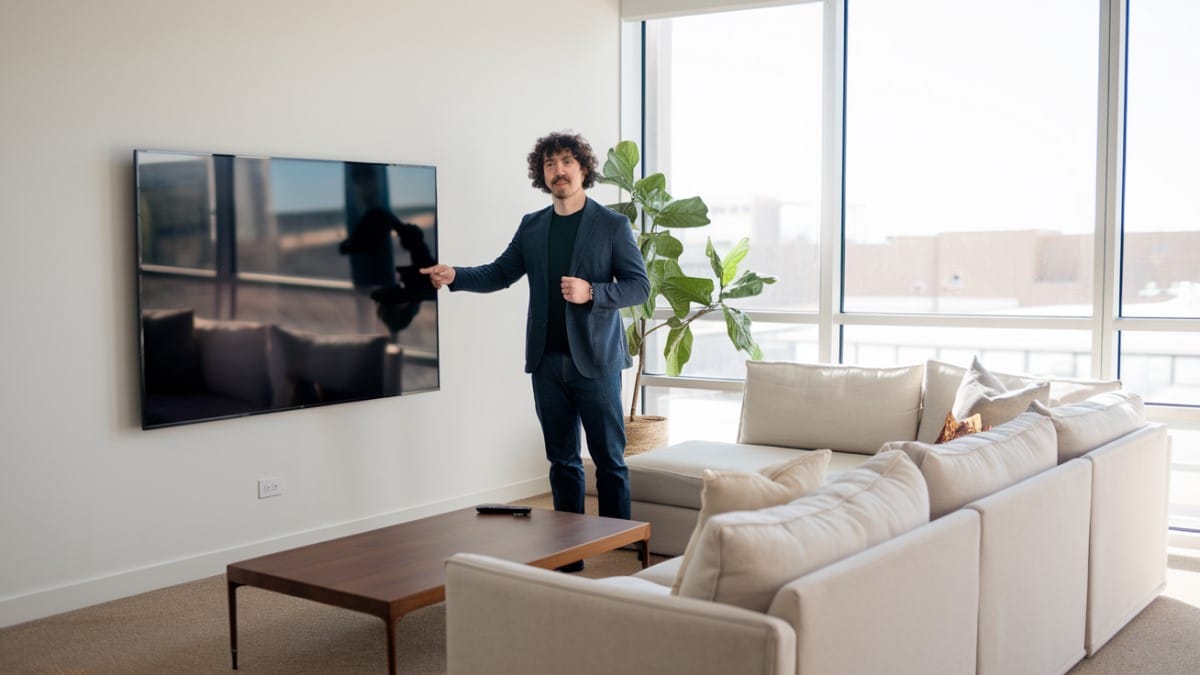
top-left (628, 0), bottom-right (1199, 531)
top-left (842, 0), bottom-right (1101, 377)
top-left (639, 2), bottom-right (825, 439)
top-left (1121, 0), bottom-right (1200, 531)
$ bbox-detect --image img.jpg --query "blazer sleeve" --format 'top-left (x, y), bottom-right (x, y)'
top-left (449, 217), bottom-right (530, 293)
top-left (593, 213), bottom-right (649, 310)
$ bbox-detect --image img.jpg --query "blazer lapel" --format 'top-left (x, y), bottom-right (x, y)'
top-left (568, 198), bottom-right (599, 276)
top-left (529, 206), bottom-right (553, 301)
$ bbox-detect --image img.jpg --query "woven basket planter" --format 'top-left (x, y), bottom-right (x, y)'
top-left (623, 415), bottom-right (669, 456)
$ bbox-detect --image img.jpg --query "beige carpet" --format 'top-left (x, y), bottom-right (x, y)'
top-left (1, 495), bottom-right (1197, 674)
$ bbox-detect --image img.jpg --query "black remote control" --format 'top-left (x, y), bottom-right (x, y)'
top-left (475, 503), bottom-right (532, 516)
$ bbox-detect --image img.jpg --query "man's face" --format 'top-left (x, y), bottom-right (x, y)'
top-left (543, 150), bottom-right (585, 200)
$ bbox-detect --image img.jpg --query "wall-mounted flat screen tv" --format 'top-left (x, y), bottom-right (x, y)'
top-left (135, 149), bottom-right (439, 429)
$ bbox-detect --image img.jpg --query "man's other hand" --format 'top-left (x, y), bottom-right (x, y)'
top-left (561, 276), bottom-right (592, 304)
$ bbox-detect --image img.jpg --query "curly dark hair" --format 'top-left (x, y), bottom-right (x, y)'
top-left (527, 131), bottom-right (599, 193)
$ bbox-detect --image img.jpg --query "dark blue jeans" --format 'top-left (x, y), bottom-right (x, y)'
top-left (530, 352), bottom-right (631, 519)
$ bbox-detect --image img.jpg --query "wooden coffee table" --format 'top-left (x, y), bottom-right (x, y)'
top-left (226, 507), bottom-right (650, 674)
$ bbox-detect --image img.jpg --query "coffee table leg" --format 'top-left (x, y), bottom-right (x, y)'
top-left (639, 539), bottom-right (650, 569)
top-left (227, 580), bottom-right (241, 669)
top-left (384, 613), bottom-right (399, 675)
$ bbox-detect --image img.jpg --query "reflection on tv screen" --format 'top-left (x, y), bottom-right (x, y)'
top-left (135, 150), bottom-right (439, 429)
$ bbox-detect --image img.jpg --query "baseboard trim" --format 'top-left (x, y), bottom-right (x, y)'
top-left (0, 477), bottom-right (548, 629)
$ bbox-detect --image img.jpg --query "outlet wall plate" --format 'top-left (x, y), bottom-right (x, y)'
top-left (258, 478), bottom-right (282, 499)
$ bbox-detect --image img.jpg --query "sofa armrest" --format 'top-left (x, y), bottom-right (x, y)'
top-left (445, 553), bottom-right (795, 675)
top-left (1084, 422), bottom-right (1171, 655)
top-left (767, 509), bottom-right (980, 675)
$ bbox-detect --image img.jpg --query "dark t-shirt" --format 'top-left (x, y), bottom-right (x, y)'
top-left (545, 208), bottom-right (583, 353)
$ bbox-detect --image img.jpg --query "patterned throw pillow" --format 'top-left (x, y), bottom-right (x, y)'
top-left (934, 412), bottom-right (989, 444)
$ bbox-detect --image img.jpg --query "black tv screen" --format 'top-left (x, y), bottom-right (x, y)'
top-left (135, 150), bottom-right (439, 429)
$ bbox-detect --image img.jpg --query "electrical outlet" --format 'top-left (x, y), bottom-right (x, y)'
top-left (257, 478), bottom-right (282, 499)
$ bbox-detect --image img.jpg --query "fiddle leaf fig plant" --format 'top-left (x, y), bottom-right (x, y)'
top-left (599, 140), bottom-right (777, 418)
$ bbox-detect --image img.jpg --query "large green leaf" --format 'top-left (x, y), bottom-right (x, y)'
top-left (723, 306), bottom-right (763, 360)
top-left (625, 320), bottom-right (643, 357)
top-left (661, 275), bottom-right (714, 318)
top-left (607, 201), bottom-right (638, 225)
top-left (646, 231), bottom-right (683, 260)
top-left (654, 196), bottom-right (710, 229)
top-left (720, 237), bottom-right (750, 286)
top-left (623, 300), bottom-right (651, 322)
top-left (600, 141), bottom-right (639, 192)
top-left (638, 293), bottom-right (657, 318)
top-left (720, 270), bottom-right (777, 300)
top-left (647, 258), bottom-right (683, 290)
top-left (663, 323), bottom-right (695, 377)
top-left (705, 238), bottom-right (724, 284)
top-left (634, 174), bottom-right (670, 217)
top-left (638, 232), bottom-right (655, 257)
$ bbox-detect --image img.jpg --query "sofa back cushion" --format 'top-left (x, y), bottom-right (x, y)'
top-left (670, 450), bottom-right (831, 595)
top-left (881, 411), bottom-right (1057, 519)
top-left (918, 359), bottom-right (1121, 443)
top-left (676, 450), bottom-right (929, 612)
top-left (194, 318), bottom-right (272, 406)
top-left (270, 325), bottom-right (386, 405)
top-left (739, 361), bottom-right (924, 454)
top-left (141, 308), bottom-right (203, 394)
top-left (1029, 390), bottom-right (1146, 463)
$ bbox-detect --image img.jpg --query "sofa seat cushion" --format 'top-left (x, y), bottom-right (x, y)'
top-left (634, 556), bottom-right (684, 588)
top-left (676, 450), bottom-right (929, 612)
top-left (1030, 390), bottom-right (1146, 463)
top-left (881, 411), bottom-right (1057, 519)
top-left (919, 358), bottom-right (1121, 443)
top-left (738, 361), bottom-right (924, 454)
top-left (670, 451), bottom-right (831, 594)
top-left (628, 441), bottom-right (815, 509)
top-left (592, 575), bottom-right (674, 596)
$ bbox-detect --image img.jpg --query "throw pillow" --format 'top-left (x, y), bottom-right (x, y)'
top-left (669, 449), bottom-right (831, 595)
top-left (919, 358), bottom-right (1119, 443)
top-left (1028, 390), bottom-right (1145, 463)
top-left (880, 411), bottom-right (1057, 519)
top-left (951, 356), bottom-right (1049, 429)
top-left (676, 450), bottom-right (928, 612)
top-left (738, 361), bottom-right (923, 454)
top-left (934, 412), bottom-right (988, 444)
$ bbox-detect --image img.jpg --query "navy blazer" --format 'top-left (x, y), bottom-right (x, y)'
top-left (450, 197), bottom-right (650, 378)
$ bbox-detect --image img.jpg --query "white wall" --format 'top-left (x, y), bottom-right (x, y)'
top-left (0, 0), bottom-right (623, 627)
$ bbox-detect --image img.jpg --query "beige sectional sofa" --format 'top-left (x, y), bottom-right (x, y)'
top-left (445, 358), bottom-right (1170, 675)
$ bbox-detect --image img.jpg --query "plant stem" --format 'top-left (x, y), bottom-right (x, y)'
top-left (628, 305), bottom-right (719, 419)
top-left (629, 348), bottom-right (645, 419)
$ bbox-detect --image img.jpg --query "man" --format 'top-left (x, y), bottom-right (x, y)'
top-left (421, 132), bottom-right (650, 546)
